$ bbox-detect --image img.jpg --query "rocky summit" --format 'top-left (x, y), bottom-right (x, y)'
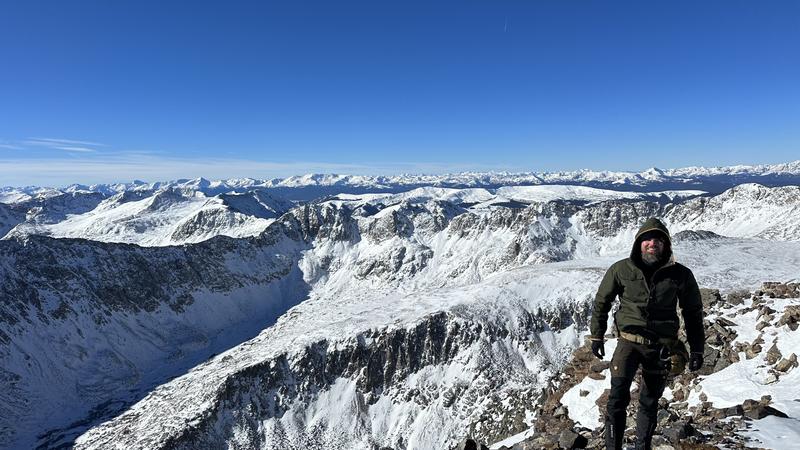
top-left (490, 282), bottom-right (800, 450)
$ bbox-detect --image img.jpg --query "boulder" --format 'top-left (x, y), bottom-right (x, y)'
top-left (661, 421), bottom-right (696, 442)
top-left (774, 353), bottom-right (798, 372)
top-left (710, 405), bottom-right (743, 419)
top-left (766, 344), bottom-right (782, 364)
top-left (715, 317), bottom-right (737, 327)
top-left (777, 306), bottom-right (800, 331)
top-left (745, 343), bottom-right (762, 359)
top-left (587, 372), bottom-right (605, 380)
top-left (657, 408), bottom-right (678, 426)
top-left (724, 289), bottom-right (749, 305)
top-left (558, 429), bottom-right (588, 449)
top-left (586, 438), bottom-right (604, 449)
top-left (764, 372), bottom-right (779, 384)
top-left (700, 288), bottom-right (722, 308)
top-left (744, 404), bottom-right (788, 420)
top-left (589, 361), bottom-right (610, 373)
top-left (759, 306), bottom-right (776, 317)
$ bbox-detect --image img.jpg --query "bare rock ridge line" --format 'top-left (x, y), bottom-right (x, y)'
top-left (75, 302), bottom-right (586, 449)
top-left (86, 313), bottom-right (483, 449)
top-left (4, 182), bottom-right (800, 246)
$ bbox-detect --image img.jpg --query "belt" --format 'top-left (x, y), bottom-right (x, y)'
top-left (619, 331), bottom-right (657, 345)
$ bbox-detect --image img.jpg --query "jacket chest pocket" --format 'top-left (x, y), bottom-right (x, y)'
top-left (620, 276), bottom-right (648, 302)
top-left (651, 279), bottom-right (679, 307)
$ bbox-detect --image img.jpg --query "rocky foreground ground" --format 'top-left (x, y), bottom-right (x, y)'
top-left (459, 282), bottom-right (799, 450)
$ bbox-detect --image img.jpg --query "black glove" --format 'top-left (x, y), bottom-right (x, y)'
top-left (689, 352), bottom-right (703, 371)
top-left (591, 340), bottom-right (605, 359)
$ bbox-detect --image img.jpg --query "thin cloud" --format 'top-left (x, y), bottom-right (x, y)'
top-left (51, 146), bottom-right (97, 153)
top-left (0, 143), bottom-right (23, 150)
top-left (28, 137), bottom-right (106, 147)
top-left (21, 137), bottom-right (106, 153)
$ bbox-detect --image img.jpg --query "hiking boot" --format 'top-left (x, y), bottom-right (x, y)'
top-left (633, 408), bottom-right (657, 450)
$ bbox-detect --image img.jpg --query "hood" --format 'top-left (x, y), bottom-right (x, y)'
top-left (630, 217), bottom-right (673, 265)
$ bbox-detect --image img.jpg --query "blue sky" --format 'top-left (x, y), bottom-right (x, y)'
top-left (1, 0), bottom-right (799, 186)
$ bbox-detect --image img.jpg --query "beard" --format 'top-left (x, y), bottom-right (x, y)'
top-left (641, 251), bottom-right (663, 266)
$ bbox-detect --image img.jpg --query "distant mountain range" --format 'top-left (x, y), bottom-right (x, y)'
top-left (3, 160), bottom-right (800, 203)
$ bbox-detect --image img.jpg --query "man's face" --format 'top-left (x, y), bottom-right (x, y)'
top-left (640, 235), bottom-right (665, 258)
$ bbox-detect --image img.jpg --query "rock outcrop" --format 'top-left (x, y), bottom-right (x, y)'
top-left (492, 282), bottom-right (800, 450)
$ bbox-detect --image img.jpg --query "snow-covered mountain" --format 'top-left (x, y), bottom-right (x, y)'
top-left (2, 188), bottom-right (292, 246)
top-left (2, 180), bottom-right (800, 449)
top-left (1, 184), bottom-right (707, 247)
top-left (665, 183), bottom-right (800, 240)
top-left (2, 160), bottom-right (800, 204)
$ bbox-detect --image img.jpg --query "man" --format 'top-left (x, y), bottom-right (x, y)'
top-left (589, 217), bottom-right (705, 450)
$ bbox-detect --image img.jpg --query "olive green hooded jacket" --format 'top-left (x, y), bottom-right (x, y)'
top-left (589, 218), bottom-right (705, 353)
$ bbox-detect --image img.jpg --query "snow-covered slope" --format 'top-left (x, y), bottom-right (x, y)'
top-left (664, 183), bottom-right (800, 240)
top-left (1, 184), bottom-right (703, 247)
top-left (3, 188), bottom-right (291, 246)
top-left (8, 181), bottom-right (800, 250)
top-left (325, 185), bottom-right (703, 211)
top-left (494, 185), bottom-right (703, 204)
top-left (0, 186), bottom-right (62, 204)
top-left (0, 223), bottom-right (315, 449)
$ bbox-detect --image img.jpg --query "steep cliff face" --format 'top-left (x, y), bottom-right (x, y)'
top-left (0, 203), bottom-right (24, 238)
top-left (74, 265), bottom-right (600, 450)
top-left (0, 218), bottom-right (314, 449)
top-left (19, 191), bottom-right (106, 224)
top-left (3, 183), bottom-right (800, 449)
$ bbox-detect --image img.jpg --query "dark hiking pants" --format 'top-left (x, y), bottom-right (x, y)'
top-left (606, 338), bottom-right (669, 436)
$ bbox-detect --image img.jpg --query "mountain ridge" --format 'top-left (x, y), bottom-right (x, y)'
top-left (3, 160), bottom-right (800, 203)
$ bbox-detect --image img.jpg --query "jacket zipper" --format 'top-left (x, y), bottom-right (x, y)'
top-left (637, 260), bottom-right (675, 299)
